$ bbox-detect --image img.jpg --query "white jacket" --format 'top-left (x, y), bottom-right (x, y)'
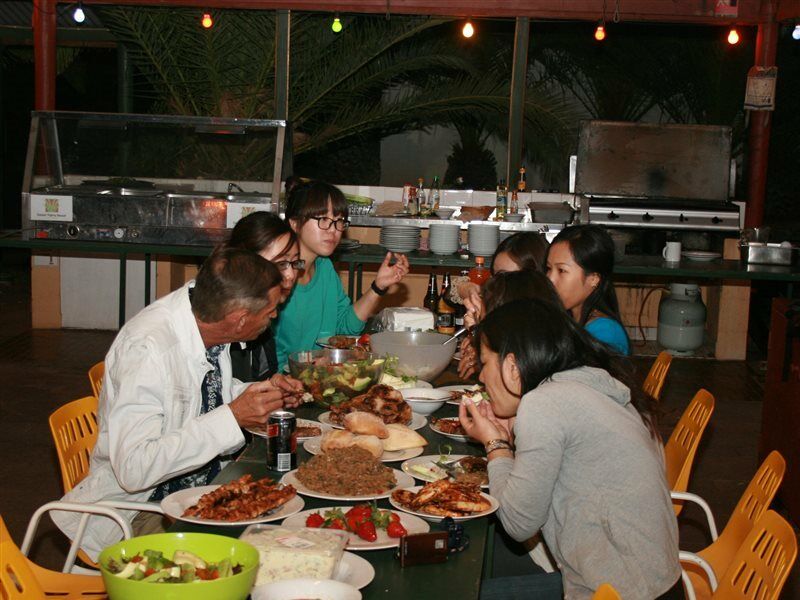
top-left (52, 282), bottom-right (247, 559)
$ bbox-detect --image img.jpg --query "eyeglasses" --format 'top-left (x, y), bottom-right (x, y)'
top-left (274, 259), bottom-right (306, 272)
top-left (311, 216), bottom-right (350, 231)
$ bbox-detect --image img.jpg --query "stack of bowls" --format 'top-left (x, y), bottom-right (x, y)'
top-left (380, 225), bottom-right (420, 253)
top-left (468, 223), bottom-right (500, 257)
top-left (428, 223), bottom-right (461, 255)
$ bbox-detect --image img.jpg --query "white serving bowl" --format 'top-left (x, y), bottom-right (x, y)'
top-left (252, 579), bottom-right (361, 600)
top-left (435, 208), bottom-right (456, 219)
top-left (503, 213), bottom-right (524, 222)
top-left (400, 388), bottom-right (451, 415)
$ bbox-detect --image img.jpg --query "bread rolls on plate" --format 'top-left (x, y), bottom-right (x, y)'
top-left (319, 430), bottom-right (384, 459)
top-left (382, 424), bottom-right (427, 452)
top-left (343, 411), bottom-right (389, 439)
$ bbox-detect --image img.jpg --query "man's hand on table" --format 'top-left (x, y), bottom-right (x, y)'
top-left (230, 381), bottom-right (288, 427)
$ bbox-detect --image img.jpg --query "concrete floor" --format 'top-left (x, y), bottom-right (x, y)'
top-left (0, 263), bottom-right (797, 597)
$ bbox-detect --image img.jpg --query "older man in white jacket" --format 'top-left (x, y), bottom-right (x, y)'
top-left (53, 248), bottom-right (303, 559)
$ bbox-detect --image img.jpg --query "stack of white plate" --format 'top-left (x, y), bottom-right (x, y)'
top-left (468, 223), bottom-right (500, 257)
top-left (428, 223), bottom-right (461, 255)
top-left (380, 225), bottom-right (420, 253)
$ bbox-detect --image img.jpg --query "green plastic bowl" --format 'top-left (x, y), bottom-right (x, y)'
top-left (98, 532), bottom-right (259, 600)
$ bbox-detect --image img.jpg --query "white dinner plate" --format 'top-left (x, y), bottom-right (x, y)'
top-left (319, 411), bottom-right (428, 432)
top-left (316, 336), bottom-right (360, 349)
top-left (400, 454), bottom-right (488, 489)
top-left (281, 469), bottom-right (415, 502)
top-left (160, 484), bottom-right (304, 526)
top-left (389, 485), bottom-right (499, 522)
top-left (247, 418), bottom-right (331, 442)
top-left (429, 417), bottom-right (472, 443)
top-left (682, 250), bottom-right (722, 262)
top-left (303, 438), bottom-right (424, 463)
top-left (281, 506), bottom-right (430, 550)
top-left (251, 578), bottom-right (361, 600)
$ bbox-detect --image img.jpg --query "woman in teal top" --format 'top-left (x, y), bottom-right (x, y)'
top-left (546, 225), bottom-right (630, 355)
top-left (273, 180), bottom-right (410, 368)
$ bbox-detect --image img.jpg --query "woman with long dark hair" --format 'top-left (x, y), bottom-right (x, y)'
top-left (546, 225), bottom-right (630, 355)
top-left (460, 299), bottom-right (681, 599)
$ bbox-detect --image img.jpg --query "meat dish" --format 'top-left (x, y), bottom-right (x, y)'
top-left (430, 417), bottom-right (467, 436)
top-left (295, 446), bottom-right (397, 496)
top-left (392, 479), bottom-right (491, 517)
top-left (329, 384), bottom-right (412, 426)
top-left (182, 475), bottom-right (296, 521)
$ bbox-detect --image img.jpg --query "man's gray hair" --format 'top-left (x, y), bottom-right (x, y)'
top-left (191, 248), bottom-right (282, 322)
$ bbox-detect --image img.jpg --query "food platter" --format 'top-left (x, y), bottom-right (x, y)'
top-left (247, 418), bottom-right (331, 442)
top-left (281, 506), bottom-right (430, 551)
top-left (281, 469), bottom-right (415, 502)
top-left (682, 250), bottom-right (722, 262)
top-left (160, 485), bottom-right (305, 526)
top-left (318, 411), bottom-right (428, 432)
top-left (401, 454), bottom-right (488, 489)
top-left (303, 438), bottom-right (424, 463)
top-left (389, 485), bottom-right (499, 522)
top-left (429, 417), bottom-right (472, 443)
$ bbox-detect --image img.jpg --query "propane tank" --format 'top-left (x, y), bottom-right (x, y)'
top-left (657, 283), bottom-right (706, 354)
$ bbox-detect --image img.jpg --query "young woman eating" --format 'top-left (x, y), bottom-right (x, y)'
top-left (273, 180), bottom-right (410, 368)
top-left (546, 225), bottom-right (630, 355)
top-left (460, 299), bottom-right (682, 600)
top-left (225, 211), bottom-right (302, 381)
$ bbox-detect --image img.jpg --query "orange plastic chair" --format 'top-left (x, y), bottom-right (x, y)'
top-left (682, 510), bottom-right (797, 600)
top-left (592, 583), bottom-right (622, 599)
top-left (665, 389), bottom-right (714, 516)
top-left (643, 350), bottom-right (673, 401)
top-left (0, 514), bottom-right (107, 599)
top-left (678, 451), bottom-right (786, 600)
top-left (87, 361), bottom-right (104, 398)
top-left (49, 396), bottom-right (99, 494)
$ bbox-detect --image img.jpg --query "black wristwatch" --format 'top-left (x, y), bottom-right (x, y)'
top-left (371, 280), bottom-right (388, 296)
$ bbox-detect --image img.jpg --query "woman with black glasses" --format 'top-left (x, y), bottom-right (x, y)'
top-left (225, 211), bottom-right (305, 380)
top-left (273, 180), bottom-right (409, 368)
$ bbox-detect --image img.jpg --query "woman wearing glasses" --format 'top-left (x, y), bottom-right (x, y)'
top-left (225, 211), bottom-right (304, 380)
top-left (274, 180), bottom-right (409, 368)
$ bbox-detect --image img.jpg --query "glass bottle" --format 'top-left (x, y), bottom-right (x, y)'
top-left (436, 273), bottom-right (456, 334)
top-left (517, 166), bottom-right (527, 192)
top-left (468, 256), bottom-right (490, 286)
top-left (423, 272), bottom-right (439, 312)
top-left (417, 177), bottom-right (427, 212)
top-left (454, 268), bottom-right (469, 328)
top-left (495, 178), bottom-right (507, 221)
top-left (430, 175), bottom-right (441, 210)
top-left (510, 190), bottom-right (519, 215)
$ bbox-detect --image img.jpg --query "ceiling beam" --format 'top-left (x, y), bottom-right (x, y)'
top-left (75, 0), bottom-right (798, 25)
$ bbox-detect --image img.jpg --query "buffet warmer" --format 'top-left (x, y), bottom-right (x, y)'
top-left (21, 111), bottom-right (291, 245)
top-left (571, 121), bottom-right (740, 231)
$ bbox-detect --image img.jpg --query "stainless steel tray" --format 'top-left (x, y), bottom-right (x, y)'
top-left (739, 243), bottom-right (796, 266)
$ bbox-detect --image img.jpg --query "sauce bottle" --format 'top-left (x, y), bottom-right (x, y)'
top-left (468, 256), bottom-right (490, 286)
top-left (436, 273), bottom-right (456, 334)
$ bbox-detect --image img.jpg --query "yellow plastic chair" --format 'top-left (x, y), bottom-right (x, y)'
top-left (681, 510), bottom-right (797, 600)
top-left (677, 451), bottom-right (786, 600)
top-left (665, 389), bottom-right (714, 516)
top-left (87, 361), bottom-right (104, 398)
top-left (643, 350), bottom-right (673, 401)
top-left (49, 396), bottom-right (99, 494)
top-left (592, 583), bottom-right (622, 599)
top-left (1, 513), bottom-right (108, 599)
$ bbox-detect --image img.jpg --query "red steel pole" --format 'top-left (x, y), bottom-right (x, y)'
top-left (744, 2), bottom-right (778, 228)
top-left (33, 0), bottom-right (57, 110)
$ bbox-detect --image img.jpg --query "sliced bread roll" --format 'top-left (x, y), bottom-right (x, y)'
top-left (382, 424), bottom-right (427, 452)
top-left (344, 411), bottom-right (389, 439)
top-left (320, 429), bottom-right (355, 452)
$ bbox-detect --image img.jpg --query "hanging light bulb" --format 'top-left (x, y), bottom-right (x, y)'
top-left (594, 22), bottom-right (606, 41)
top-left (331, 14), bottom-right (343, 33)
top-left (462, 20), bottom-right (475, 38)
top-left (73, 1), bottom-right (85, 24)
top-left (201, 12), bottom-right (213, 29)
top-left (727, 27), bottom-right (740, 45)
top-left (792, 24), bottom-right (800, 40)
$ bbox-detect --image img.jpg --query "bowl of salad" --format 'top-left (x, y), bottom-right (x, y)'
top-left (99, 532), bottom-right (259, 599)
top-left (288, 349), bottom-right (386, 408)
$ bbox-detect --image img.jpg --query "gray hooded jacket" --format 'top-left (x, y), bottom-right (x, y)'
top-left (487, 366), bottom-right (680, 599)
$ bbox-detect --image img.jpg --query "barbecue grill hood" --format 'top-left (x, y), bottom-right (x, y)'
top-left (21, 111), bottom-right (291, 245)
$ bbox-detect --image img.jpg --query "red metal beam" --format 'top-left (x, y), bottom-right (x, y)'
top-left (78, 0), bottom-right (776, 24)
top-left (34, 0), bottom-right (57, 110)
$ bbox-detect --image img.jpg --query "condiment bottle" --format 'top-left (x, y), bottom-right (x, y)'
top-left (436, 273), bottom-right (456, 334)
top-left (495, 178), bottom-right (507, 221)
top-left (468, 257), bottom-right (490, 286)
top-left (510, 190), bottom-right (519, 214)
top-left (430, 175), bottom-right (441, 210)
top-left (454, 268), bottom-right (470, 327)
top-left (423, 272), bottom-right (439, 312)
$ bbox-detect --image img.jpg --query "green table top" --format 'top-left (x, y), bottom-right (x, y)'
top-left (170, 401), bottom-right (490, 599)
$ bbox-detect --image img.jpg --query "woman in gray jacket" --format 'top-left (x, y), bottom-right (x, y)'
top-left (460, 298), bottom-right (682, 600)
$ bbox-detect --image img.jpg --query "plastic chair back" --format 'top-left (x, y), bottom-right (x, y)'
top-left (48, 396), bottom-right (99, 494)
top-left (592, 583), bottom-right (622, 599)
top-left (665, 389), bottom-right (714, 515)
top-left (87, 361), bottom-right (104, 398)
top-left (712, 510), bottom-right (797, 600)
top-left (0, 515), bottom-right (46, 599)
top-left (643, 351), bottom-right (673, 401)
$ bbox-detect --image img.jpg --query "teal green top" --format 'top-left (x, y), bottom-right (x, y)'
top-left (273, 257), bottom-right (366, 369)
top-left (585, 317), bottom-right (630, 356)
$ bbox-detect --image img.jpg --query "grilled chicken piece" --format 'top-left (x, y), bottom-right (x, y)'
top-left (394, 479), bottom-right (489, 516)
top-left (182, 475), bottom-right (296, 521)
top-left (330, 384), bottom-right (412, 425)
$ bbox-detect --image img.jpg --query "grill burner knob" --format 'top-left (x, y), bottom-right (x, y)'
top-left (113, 228), bottom-right (125, 240)
top-left (679, 214), bottom-right (689, 223)
top-left (642, 213), bottom-right (655, 222)
top-left (607, 211), bottom-right (620, 220)
top-left (67, 225), bottom-right (80, 238)
top-left (711, 216), bottom-right (722, 224)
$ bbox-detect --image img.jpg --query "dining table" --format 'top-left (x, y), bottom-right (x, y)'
top-left (168, 396), bottom-right (496, 599)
